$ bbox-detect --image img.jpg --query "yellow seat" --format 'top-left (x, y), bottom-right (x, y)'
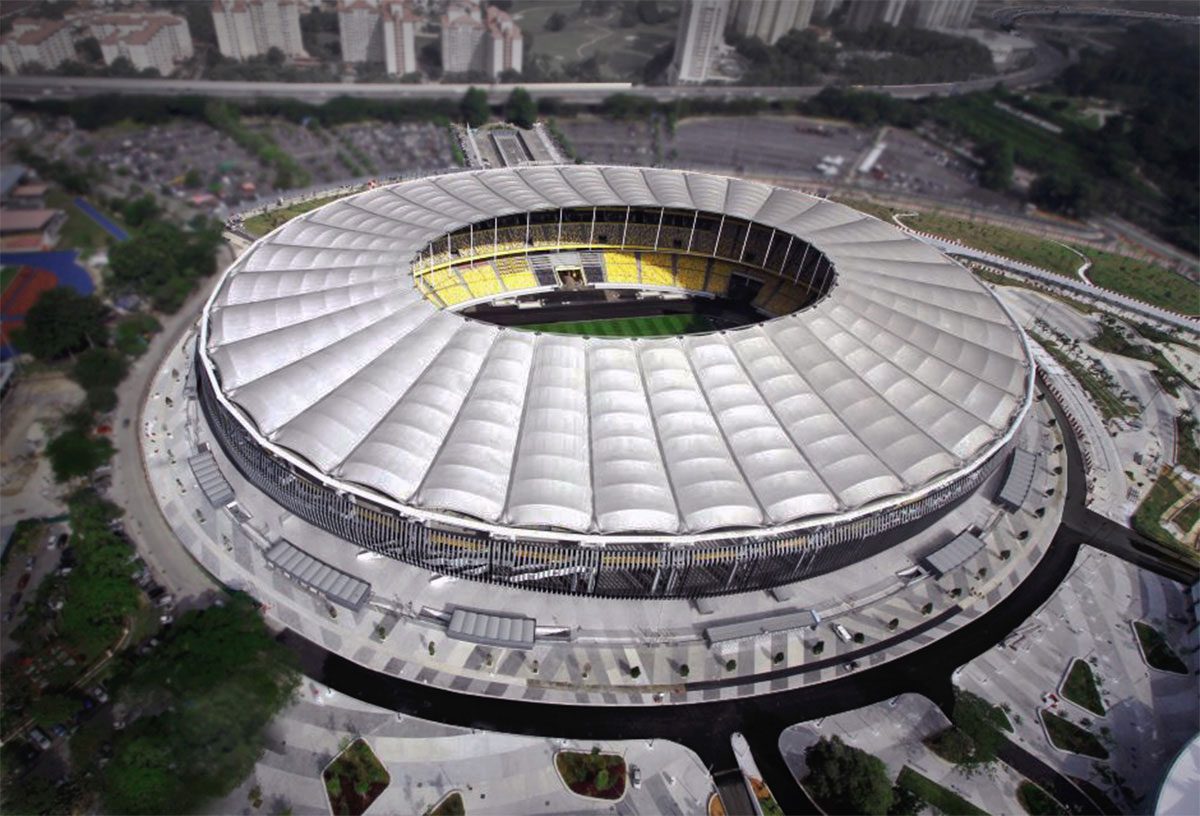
top-left (640, 253), bottom-right (675, 287)
top-left (460, 263), bottom-right (503, 298)
top-left (495, 255), bottom-right (538, 292)
top-left (676, 256), bottom-right (708, 291)
top-left (604, 251), bottom-right (640, 284)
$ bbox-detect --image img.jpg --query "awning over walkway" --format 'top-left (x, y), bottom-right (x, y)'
top-left (188, 451), bottom-right (234, 507)
top-left (265, 539), bottom-right (371, 610)
top-left (921, 531), bottom-right (987, 578)
top-left (447, 607), bottom-right (535, 649)
top-left (997, 448), bottom-right (1039, 511)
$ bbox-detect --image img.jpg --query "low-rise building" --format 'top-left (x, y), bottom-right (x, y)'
top-left (0, 18), bottom-right (75, 74)
top-left (0, 209), bottom-right (65, 250)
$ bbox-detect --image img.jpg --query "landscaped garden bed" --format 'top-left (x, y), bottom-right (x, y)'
top-left (555, 747), bottom-right (626, 800)
top-left (324, 738), bottom-right (391, 816)
top-left (427, 790), bottom-right (465, 816)
top-left (1017, 780), bottom-right (1067, 815)
top-left (896, 766), bottom-right (987, 816)
top-left (1061, 659), bottom-right (1105, 716)
top-left (1040, 710), bottom-right (1108, 759)
top-left (1132, 621), bottom-right (1188, 674)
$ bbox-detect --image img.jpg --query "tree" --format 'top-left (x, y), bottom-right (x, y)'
top-left (804, 736), bottom-right (893, 815)
top-left (1029, 171), bottom-right (1096, 217)
top-left (73, 348), bottom-right (128, 392)
top-left (47, 429), bottom-right (113, 482)
top-left (977, 139), bottom-right (1013, 191)
top-left (77, 36), bottom-right (102, 63)
top-left (122, 194), bottom-right (160, 228)
top-left (949, 690), bottom-right (1006, 766)
top-left (545, 11), bottom-right (566, 31)
top-left (102, 597), bottom-right (299, 815)
top-left (31, 692), bottom-right (77, 728)
top-left (460, 87), bottom-right (490, 128)
top-left (925, 726), bottom-right (976, 764)
top-left (504, 87), bottom-right (536, 129)
top-left (20, 288), bottom-right (109, 361)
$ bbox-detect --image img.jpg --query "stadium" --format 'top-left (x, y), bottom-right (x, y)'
top-left (196, 165), bottom-right (1034, 599)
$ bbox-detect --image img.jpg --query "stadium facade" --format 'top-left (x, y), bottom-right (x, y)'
top-left (198, 166), bottom-right (1034, 598)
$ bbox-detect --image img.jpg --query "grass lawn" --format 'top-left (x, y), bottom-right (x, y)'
top-left (1177, 415), bottom-right (1200, 472)
top-left (1132, 621), bottom-right (1188, 674)
top-left (1172, 500), bottom-right (1200, 534)
top-left (1084, 249), bottom-right (1199, 316)
top-left (930, 93), bottom-right (1088, 176)
top-left (243, 191), bottom-right (354, 237)
top-left (903, 211), bottom-right (1083, 277)
top-left (1061, 659), bottom-right (1105, 716)
top-left (1017, 780), bottom-right (1067, 816)
top-left (523, 313), bottom-right (717, 338)
top-left (45, 189), bottom-right (114, 253)
top-left (895, 766), bottom-right (988, 816)
top-left (1040, 711), bottom-right (1108, 759)
top-left (1131, 473), bottom-right (1189, 550)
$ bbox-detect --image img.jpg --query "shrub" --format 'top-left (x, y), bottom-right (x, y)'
top-left (678, 663), bottom-right (689, 677)
top-left (629, 666), bottom-right (640, 678)
top-left (725, 659), bottom-right (737, 671)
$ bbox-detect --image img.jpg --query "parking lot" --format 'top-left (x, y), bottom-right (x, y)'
top-left (558, 114), bottom-right (1015, 212)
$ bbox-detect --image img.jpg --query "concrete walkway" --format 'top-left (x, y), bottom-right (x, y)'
top-left (206, 682), bottom-right (718, 816)
top-left (958, 545), bottom-right (1199, 811)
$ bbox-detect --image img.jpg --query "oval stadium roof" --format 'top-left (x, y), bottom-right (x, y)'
top-left (200, 166), bottom-right (1033, 543)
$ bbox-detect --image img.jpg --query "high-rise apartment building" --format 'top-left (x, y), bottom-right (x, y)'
top-left (440, 0), bottom-right (484, 75)
top-left (483, 4), bottom-right (521, 78)
top-left (0, 18), bottom-right (75, 74)
top-left (89, 12), bottom-right (194, 76)
top-left (732, 0), bottom-right (815, 45)
top-left (338, 0), bottom-right (385, 63)
top-left (842, 0), bottom-right (908, 30)
top-left (670, 0), bottom-right (731, 83)
top-left (339, 0), bottom-right (419, 74)
top-left (911, 0), bottom-right (977, 30)
top-left (212, 0), bottom-right (305, 61)
top-left (382, 0), bottom-right (419, 76)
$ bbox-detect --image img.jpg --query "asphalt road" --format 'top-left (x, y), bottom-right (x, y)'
top-left (107, 258), bottom-right (227, 604)
top-left (0, 40), bottom-right (1065, 104)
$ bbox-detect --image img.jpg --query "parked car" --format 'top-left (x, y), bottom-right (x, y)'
top-left (16, 573), bottom-right (31, 591)
top-left (28, 728), bottom-right (52, 750)
top-left (50, 723), bottom-right (68, 739)
top-left (833, 623), bottom-right (853, 643)
top-left (90, 685), bottom-right (109, 704)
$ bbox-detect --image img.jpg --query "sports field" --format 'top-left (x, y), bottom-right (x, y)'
top-left (522, 313), bottom-right (717, 338)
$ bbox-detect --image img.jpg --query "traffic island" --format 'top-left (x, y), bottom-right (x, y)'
top-left (323, 738), bottom-right (390, 816)
top-left (1039, 710), bottom-right (1109, 760)
top-left (554, 747), bottom-right (626, 800)
top-left (426, 790), bottom-right (465, 816)
top-left (1131, 621), bottom-right (1188, 674)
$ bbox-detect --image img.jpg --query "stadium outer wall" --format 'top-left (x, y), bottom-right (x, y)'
top-left (197, 351), bottom-right (1018, 599)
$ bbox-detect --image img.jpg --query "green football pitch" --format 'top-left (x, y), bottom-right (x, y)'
top-left (521, 313), bottom-right (717, 338)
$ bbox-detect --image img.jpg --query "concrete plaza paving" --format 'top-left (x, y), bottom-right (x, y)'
top-left (137, 322), bottom-right (1069, 706)
top-left (206, 681), bottom-right (717, 816)
top-left (957, 545), bottom-right (1199, 811)
top-left (779, 693), bottom-right (1028, 815)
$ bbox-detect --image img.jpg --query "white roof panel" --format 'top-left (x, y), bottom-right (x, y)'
top-left (201, 166), bottom-right (1031, 542)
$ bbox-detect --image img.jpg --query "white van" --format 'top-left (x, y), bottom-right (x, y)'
top-left (833, 623), bottom-right (853, 643)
